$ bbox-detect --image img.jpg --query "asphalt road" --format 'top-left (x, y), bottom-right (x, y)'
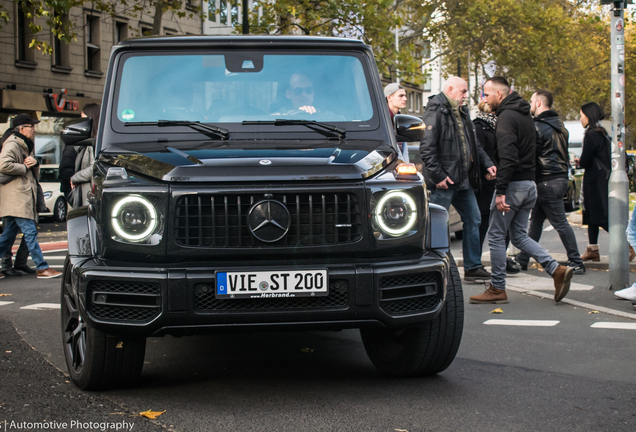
top-left (1, 219), bottom-right (635, 432)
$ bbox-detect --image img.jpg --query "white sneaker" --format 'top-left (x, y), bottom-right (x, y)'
top-left (614, 284), bottom-right (636, 301)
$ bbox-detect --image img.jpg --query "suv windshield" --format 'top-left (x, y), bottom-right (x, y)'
top-left (114, 52), bottom-right (374, 126)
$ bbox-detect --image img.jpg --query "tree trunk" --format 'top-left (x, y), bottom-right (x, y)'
top-left (152, 1), bottom-right (164, 35)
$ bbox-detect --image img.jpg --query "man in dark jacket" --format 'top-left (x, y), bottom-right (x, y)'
top-left (420, 76), bottom-right (496, 281)
top-left (470, 77), bottom-right (572, 304)
top-left (515, 90), bottom-right (584, 275)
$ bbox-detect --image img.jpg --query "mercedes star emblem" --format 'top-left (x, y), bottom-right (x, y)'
top-left (248, 200), bottom-right (290, 243)
top-left (259, 160), bottom-right (272, 165)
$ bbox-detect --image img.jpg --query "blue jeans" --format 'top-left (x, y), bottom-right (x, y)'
top-left (430, 187), bottom-right (482, 270)
top-left (516, 177), bottom-right (582, 266)
top-left (0, 217), bottom-right (48, 271)
top-left (488, 181), bottom-right (558, 289)
top-left (627, 206), bottom-right (636, 249)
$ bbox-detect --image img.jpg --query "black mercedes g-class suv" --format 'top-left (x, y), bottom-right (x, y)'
top-left (60, 35), bottom-right (463, 390)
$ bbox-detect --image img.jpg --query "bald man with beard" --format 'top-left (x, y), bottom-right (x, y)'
top-left (420, 76), bottom-right (497, 282)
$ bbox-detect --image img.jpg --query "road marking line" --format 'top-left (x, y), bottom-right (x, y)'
top-left (20, 303), bottom-right (60, 310)
top-left (506, 285), bottom-right (636, 320)
top-left (484, 319), bottom-right (560, 326)
top-left (0, 301), bottom-right (15, 306)
top-left (591, 322), bottom-right (636, 330)
top-left (40, 255), bottom-right (67, 259)
top-left (507, 278), bottom-right (593, 291)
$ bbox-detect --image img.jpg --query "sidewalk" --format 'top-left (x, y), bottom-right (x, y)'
top-left (454, 252), bottom-right (636, 271)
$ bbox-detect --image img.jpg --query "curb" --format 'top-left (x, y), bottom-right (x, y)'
top-left (11, 241), bottom-right (68, 253)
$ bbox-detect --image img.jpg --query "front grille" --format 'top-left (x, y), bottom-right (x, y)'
top-left (88, 280), bottom-right (161, 323)
top-left (175, 192), bottom-right (362, 247)
top-left (194, 279), bottom-right (349, 312)
top-left (379, 273), bottom-right (442, 316)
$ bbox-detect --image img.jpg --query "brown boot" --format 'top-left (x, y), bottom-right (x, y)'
top-left (552, 265), bottom-right (573, 302)
top-left (469, 284), bottom-right (508, 304)
top-left (630, 245), bottom-right (635, 262)
top-left (581, 244), bottom-right (600, 262)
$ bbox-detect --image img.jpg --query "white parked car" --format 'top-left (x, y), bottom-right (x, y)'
top-left (38, 164), bottom-right (67, 222)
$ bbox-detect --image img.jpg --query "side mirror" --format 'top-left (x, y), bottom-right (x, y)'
top-left (61, 118), bottom-right (92, 146)
top-left (395, 114), bottom-right (425, 142)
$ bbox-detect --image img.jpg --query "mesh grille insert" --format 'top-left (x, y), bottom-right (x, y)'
top-left (88, 280), bottom-right (161, 323)
top-left (379, 273), bottom-right (442, 316)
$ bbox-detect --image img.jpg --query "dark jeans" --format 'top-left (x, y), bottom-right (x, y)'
top-left (430, 187), bottom-right (482, 270)
top-left (517, 178), bottom-right (582, 266)
top-left (488, 181), bottom-right (558, 289)
top-left (0, 217), bottom-right (48, 270)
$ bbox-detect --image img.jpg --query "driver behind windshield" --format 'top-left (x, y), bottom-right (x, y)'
top-left (272, 73), bottom-right (317, 116)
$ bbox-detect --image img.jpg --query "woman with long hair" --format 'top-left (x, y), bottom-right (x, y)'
top-left (577, 102), bottom-right (610, 261)
top-left (69, 103), bottom-right (100, 207)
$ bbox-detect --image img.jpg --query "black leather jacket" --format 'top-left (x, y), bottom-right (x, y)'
top-left (420, 92), bottom-right (493, 190)
top-left (533, 110), bottom-right (569, 182)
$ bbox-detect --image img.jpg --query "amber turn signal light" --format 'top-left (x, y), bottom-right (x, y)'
top-left (396, 163), bottom-right (418, 175)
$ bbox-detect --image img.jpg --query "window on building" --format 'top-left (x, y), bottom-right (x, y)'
top-left (115, 21), bottom-right (128, 44)
top-left (415, 93), bottom-right (421, 113)
top-left (16, 2), bottom-right (36, 66)
top-left (140, 25), bottom-right (153, 37)
top-left (52, 13), bottom-right (71, 72)
top-left (423, 76), bottom-right (432, 92)
top-left (164, 28), bottom-right (177, 36)
top-left (422, 41), bottom-right (431, 59)
top-left (408, 92), bottom-right (413, 112)
top-left (85, 15), bottom-right (102, 75)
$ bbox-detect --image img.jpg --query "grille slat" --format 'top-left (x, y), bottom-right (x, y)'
top-left (175, 192), bottom-right (362, 248)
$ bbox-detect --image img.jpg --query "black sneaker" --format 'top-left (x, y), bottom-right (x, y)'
top-left (506, 258), bottom-right (521, 274)
top-left (514, 258), bottom-right (528, 271)
top-left (567, 261), bottom-right (586, 275)
top-left (464, 266), bottom-right (491, 282)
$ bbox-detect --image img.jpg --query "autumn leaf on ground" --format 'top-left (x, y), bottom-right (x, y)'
top-left (139, 410), bottom-right (165, 419)
top-left (490, 308), bottom-right (503, 314)
top-left (300, 348), bottom-right (314, 353)
top-left (0, 294), bottom-right (12, 297)
top-left (589, 310), bottom-right (599, 314)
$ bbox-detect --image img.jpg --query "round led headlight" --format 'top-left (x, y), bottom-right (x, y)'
top-left (111, 196), bottom-right (158, 241)
top-left (374, 190), bottom-right (417, 237)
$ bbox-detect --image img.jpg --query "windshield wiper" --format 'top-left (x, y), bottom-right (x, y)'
top-left (125, 120), bottom-right (229, 140)
top-left (242, 119), bottom-right (347, 139)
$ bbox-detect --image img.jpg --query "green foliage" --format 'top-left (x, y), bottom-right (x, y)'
top-left (436, 0), bottom-right (611, 120)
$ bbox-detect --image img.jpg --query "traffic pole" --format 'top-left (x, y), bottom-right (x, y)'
top-left (608, 1), bottom-right (629, 290)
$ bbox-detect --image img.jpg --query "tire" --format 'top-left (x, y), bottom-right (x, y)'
top-left (53, 197), bottom-right (67, 222)
top-left (360, 254), bottom-right (464, 376)
top-left (61, 257), bottom-right (146, 390)
top-left (454, 230), bottom-right (463, 240)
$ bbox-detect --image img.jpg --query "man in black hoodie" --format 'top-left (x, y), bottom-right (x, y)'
top-left (515, 90), bottom-right (584, 275)
top-left (470, 77), bottom-right (572, 304)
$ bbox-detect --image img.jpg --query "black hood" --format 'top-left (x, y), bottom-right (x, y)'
top-left (496, 91), bottom-right (531, 117)
top-left (534, 110), bottom-right (563, 133)
top-left (98, 139), bottom-right (396, 182)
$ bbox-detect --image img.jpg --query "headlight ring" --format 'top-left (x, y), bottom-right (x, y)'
top-left (374, 190), bottom-right (417, 237)
top-left (111, 195), bottom-right (158, 241)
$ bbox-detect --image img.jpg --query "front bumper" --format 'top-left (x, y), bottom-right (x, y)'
top-left (73, 252), bottom-right (450, 336)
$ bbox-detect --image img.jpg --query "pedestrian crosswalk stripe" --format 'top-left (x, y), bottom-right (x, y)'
top-left (20, 303), bottom-right (60, 310)
top-left (484, 319), bottom-right (560, 326)
top-left (590, 322), bottom-right (636, 330)
top-left (0, 301), bottom-right (14, 306)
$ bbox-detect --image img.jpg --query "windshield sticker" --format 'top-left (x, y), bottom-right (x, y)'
top-left (357, 150), bottom-right (386, 173)
top-left (121, 109), bottom-right (135, 121)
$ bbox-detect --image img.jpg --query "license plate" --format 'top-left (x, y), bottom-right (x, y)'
top-left (216, 270), bottom-right (328, 299)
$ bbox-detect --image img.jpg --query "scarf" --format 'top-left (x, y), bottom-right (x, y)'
top-left (475, 112), bottom-right (497, 130)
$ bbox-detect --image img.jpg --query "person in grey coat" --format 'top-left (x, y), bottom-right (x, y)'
top-left (0, 114), bottom-right (61, 279)
top-left (70, 103), bottom-right (100, 207)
